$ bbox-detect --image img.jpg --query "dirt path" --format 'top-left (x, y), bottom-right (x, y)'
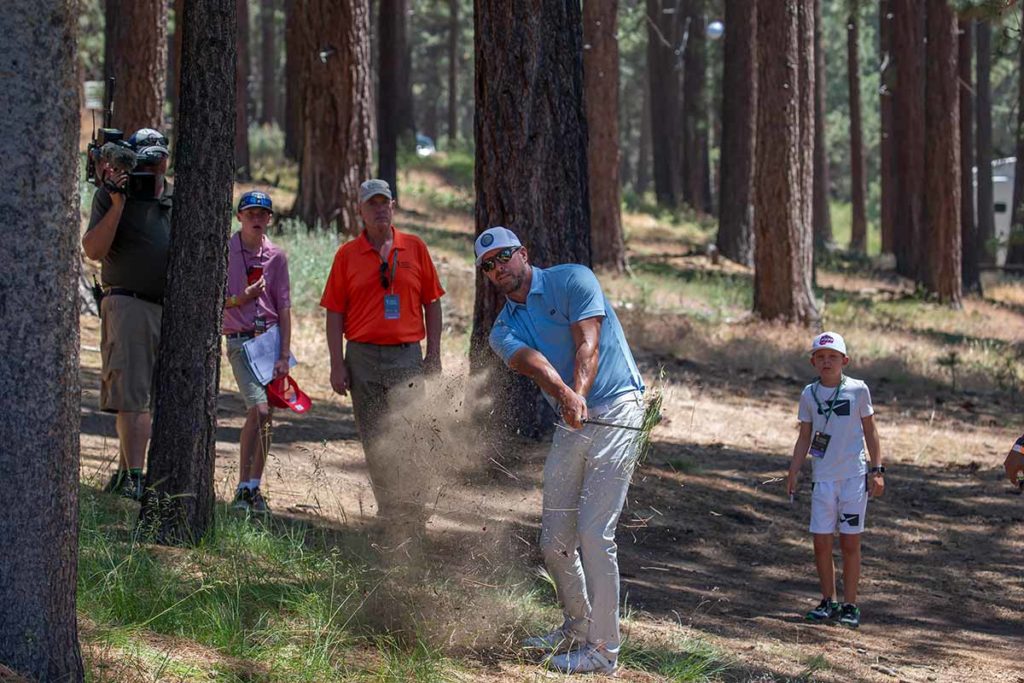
top-left (78, 306), bottom-right (1023, 682)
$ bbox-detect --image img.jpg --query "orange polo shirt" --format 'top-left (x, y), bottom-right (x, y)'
top-left (320, 227), bottom-right (445, 344)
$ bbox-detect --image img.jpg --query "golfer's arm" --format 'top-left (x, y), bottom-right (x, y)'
top-left (862, 414), bottom-right (882, 468)
top-left (509, 347), bottom-right (573, 403)
top-left (569, 316), bottom-right (601, 399)
top-left (326, 311), bottom-right (345, 366)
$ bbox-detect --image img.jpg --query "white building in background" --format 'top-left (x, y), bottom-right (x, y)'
top-left (975, 157), bottom-right (1014, 266)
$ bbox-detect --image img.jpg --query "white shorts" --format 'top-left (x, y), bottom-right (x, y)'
top-left (809, 475), bottom-right (868, 535)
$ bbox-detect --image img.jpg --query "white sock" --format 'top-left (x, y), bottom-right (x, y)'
top-left (248, 478), bottom-right (261, 490)
top-left (237, 482), bottom-right (251, 491)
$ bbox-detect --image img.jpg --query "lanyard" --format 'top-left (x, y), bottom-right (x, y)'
top-left (811, 376), bottom-right (846, 430)
top-left (380, 247), bottom-right (398, 294)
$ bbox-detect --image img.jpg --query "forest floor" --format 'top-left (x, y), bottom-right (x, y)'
top-left (75, 156), bottom-right (1024, 682)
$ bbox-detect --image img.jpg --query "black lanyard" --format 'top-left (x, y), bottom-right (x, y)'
top-left (811, 377), bottom-right (846, 430)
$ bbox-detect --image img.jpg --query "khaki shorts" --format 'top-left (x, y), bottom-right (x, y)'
top-left (226, 336), bottom-right (268, 409)
top-left (100, 294), bottom-right (162, 413)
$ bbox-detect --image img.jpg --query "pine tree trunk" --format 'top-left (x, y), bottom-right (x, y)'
top-left (584, 0), bottom-right (626, 273)
top-left (975, 19), bottom-right (995, 264)
top-left (471, 0), bottom-right (591, 437)
top-left (753, 0), bottom-right (819, 325)
top-left (260, 0), bottom-right (277, 125)
top-left (171, 0), bottom-right (185, 158)
top-left (140, 0), bottom-right (237, 545)
top-left (879, 0), bottom-right (896, 255)
top-left (0, 2), bottom-right (84, 678)
top-left (292, 0), bottom-right (375, 233)
top-left (922, 0), bottom-right (961, 305)
top-left (682, 0), bottom-right (709, 214)
top-left (107, 0), bottom-right (168, 134)
top-left (1008, 4), bottom-right (1024, 265)
top-left (378, 0), bottom-right (415, 201)
top-left (283, 0), bottom-right (301, 160)
top-left (812, 0), bottom-right (833, 252)
top-left (848, 3), bottom-right (868, 253)
top-left (716, 0), bottom-right (756, 267)
top-left (447, 0), bottom-right (459, 145)
top-left (235, 0), bottom-right (251, 179)
top-left (959, 18), bottom-right (981, 293)
top-left (636, 68), bottom-right (652, 195)
top-left (891, 0), bottom-right (925, 279)
top-left (647, 0), bottom-right (683, 208)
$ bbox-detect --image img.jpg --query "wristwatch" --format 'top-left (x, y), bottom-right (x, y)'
top-left (869, 466), bottom-right (885, 474)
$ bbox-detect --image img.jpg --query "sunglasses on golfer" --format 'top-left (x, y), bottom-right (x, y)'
top-left (480, 246), bottom-right (521, 273)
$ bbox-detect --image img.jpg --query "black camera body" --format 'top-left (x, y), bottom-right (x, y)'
top-left (86, 128), bottom-right (125, 185)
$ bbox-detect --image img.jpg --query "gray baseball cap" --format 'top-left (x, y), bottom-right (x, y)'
top-left (359, 179), bottom-right (393, 203)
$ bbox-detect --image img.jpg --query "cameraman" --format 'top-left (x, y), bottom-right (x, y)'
top-left (82, 128), bottom-right (173, 500)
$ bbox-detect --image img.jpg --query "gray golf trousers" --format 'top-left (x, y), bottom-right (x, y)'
top-left (540, 390), bottom-right (644, 654)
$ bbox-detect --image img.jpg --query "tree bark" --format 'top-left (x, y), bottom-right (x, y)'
top-left (922, 0), bottom-right (961, 305)
top-left (682, 0), bottom-right (710, 213)
top-left (140, 0), bottom-right (237, 545)
top-left (1008, 4), bottom-right (1024, 265)
top-left (171, 0), bottom-right (186, 159)
top-left (879, 0), bottom-right (896, 255)
top-left (235, 0), bottom-right (251, 179)
top-left (812, 0), bottom-right (833, 252)
top-left (283, 0), bottom-right (301, 160)
top-left (848, 2), bottom-right (868, 253)
top-left (0, 1), bottom-right (84, 678)
top-left (959, 18), bottom-right (982, 293)
top-left (292, 0), bottom-right (375, 234)
top-left (472, 0), bottom-right (591, 437)
top-left (378, 0), bottom-right (415, 201)
top-left (260, 0), bottom-right (277, 125)
top-left (891, 0), bottom-right (925, 279)
top-left (584, 0), bottom-right (626, 273)
top-left (975, 19), bottom-right (995, 264)
top-left (753, 0), bottom-right (819, 325)
top-left (447, 0), bottom-right (459, 145)
top-left (107, 0), bottom-right (168, 134)
top-left (636, 67), bottom-right (652, 195)
top-left (646, 0), bottom-right (683, 208)
top-left (716, 0), bottom-right (756, 266)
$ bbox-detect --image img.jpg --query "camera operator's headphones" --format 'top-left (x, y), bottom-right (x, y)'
top-left (129, 128), bottom-right (169, 166)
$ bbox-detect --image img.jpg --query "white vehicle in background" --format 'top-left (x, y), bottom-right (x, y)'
top-left (976, 157), bottom-right (1015, 267)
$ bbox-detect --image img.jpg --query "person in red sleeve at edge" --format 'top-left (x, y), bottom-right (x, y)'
top-left (320, 179), bottom-right (444, 534)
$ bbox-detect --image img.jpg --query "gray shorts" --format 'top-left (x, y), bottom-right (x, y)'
top-left (100, 294), bottom-right (162, 413)
top-left (226, 336), bottom-right (268, 409)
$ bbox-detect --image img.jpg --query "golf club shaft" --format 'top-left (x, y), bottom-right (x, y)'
top-left (582, 417), bottom-right (645, 431)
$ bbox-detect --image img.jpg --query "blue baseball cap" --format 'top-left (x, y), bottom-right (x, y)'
top-left (237, 191), bottom-right (273, 213)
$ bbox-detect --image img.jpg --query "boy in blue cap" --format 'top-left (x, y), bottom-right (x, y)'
top-left (787, 331), bottom-right (884, 628)
top-left (222, 191), bottom-right (292, 514)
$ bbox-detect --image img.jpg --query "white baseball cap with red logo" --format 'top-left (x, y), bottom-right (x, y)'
top-left (811, 331), bottom-right (847, 356)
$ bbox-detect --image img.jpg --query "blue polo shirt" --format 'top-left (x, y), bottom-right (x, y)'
top-left (489, 264), bottom-right (644, 411)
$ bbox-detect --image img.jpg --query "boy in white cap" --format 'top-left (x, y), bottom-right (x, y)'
top-left (787, 331), bottom-right (884, 628)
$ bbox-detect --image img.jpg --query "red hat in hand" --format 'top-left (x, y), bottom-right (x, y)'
top-left (267, 375), bottom-right (311, 414)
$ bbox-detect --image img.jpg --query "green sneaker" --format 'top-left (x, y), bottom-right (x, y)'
top-left (839, 603), bottom-right (860, 628)
top-left (805, 597), bottom-right (840, 622)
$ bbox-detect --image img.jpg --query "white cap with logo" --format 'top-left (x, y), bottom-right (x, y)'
top-left (810, 331), bottom-right (847, 356)
top-left (474, 226), bottom-right (523, 265)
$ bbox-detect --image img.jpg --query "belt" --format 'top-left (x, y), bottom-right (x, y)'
top-left (347, 340), bottom-right (417, 348)
top-left (225, 331), bottom-right (255, 340)
top-left (105, 287), bottom-right (163, 306)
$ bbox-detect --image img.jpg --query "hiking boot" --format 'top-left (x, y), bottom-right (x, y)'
top-left (249, 487), bottom-right (270, 514)
top-left (839, 603), bottom-right (860, 628)
top-left (548, 646), bottom-right (617, 675)
top-left (523, 628), bottom-right (584, 654)
top-left (805, 597), bottom-right (840, 622)
top-left (103, 470), bottom-right (127, 494)
top-left (232, 487), bottom-right (252, 511)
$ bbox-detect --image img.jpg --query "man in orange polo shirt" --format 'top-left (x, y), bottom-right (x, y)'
top-left (321, 179), bottom-right (445, 525)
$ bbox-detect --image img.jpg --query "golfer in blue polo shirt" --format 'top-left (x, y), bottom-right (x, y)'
top-left (475, 226), bottom-right (645, 675)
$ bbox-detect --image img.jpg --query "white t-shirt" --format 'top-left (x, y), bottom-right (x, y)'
top-left (797, 376), bottom-right (874, 482)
